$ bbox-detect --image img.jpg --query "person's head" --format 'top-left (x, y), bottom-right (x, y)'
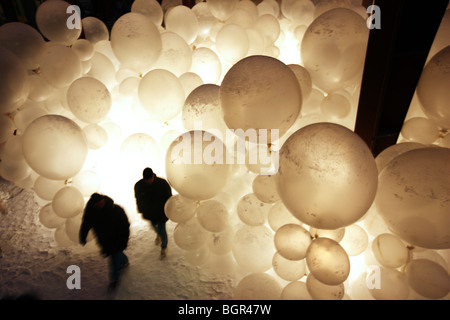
top-left (143, 167), bottom-right (155, 184)
top-left (89, 193), bottom-right (106, 210)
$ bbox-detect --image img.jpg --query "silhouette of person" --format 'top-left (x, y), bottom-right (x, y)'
top-left (79, 193), bottom-right (130, 291)
top-left (134, 168), bottom-right (172, 259)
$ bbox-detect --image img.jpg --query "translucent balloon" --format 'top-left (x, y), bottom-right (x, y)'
top-left (181, 84), bottom-right (228, 135)
top-left (71, 170), bottom-right (101, 197)
top-left (179, 72), bottom-right (204, 98)
top-left (268, 201), bottom-right (302, 232)
top-left (54, 226), bottom-right (76, 247)
top-left (255, 14), bottom-right (280, 44)
top-left (82, 17), bottom-right (109, 44)
top-left (27, 73), bottom-right (54, 103)
top-left (246, 27), bottom-right (265, 56)
top-left (192, 2), bottom-right (217, 39)
top-left (309, 227), bottom-right (345, 242)
top-left (367, 267), bottom-right (410, 300)
top-left (301, 8), bottom-right (368, 92)
top-left (220, 55), bottom-right (302, 142)
top-left (320, 92), bottom-right (351, 120)
top-left (417, 46), bottom-right (450, 129)
top-left (35, 0), bottom-right (81, 45)
top-left (257, 0), bottom-right (280, 17)
top-left (40, 44), bottom-right (82, 89)
top-left (164, 194), bottom-right (198, 223)
top-left (72, 39), bottom-right (94, 61)
top-left (190, 47), bottom-right (222, 84)
top-left (405, 259), bottom-right (450, 299)
top-left (207, 0), bottom-right (239, 22)
top-left (371, 233), bottom-right (409, 268)
top-left (339, 224), bottom-right (368, 256)
top-left (39, 203), bottom-right (65, 229)
top-left (34, 176), bottom-right (65, 201)
top-left (306, 237), bottom-right (350, 285)
top-left (164, 5), bottom-right (199, 45)
top-left (400, 117), bottom-right (440, 144)
top-left (272, 251), bottom-right (306, 281)
top-left (306, 273), bottom-right (345, 300)
top-left (281, 281), bottom-right (312, 300)
top-left (276, 123), bottom-right (378, 229)
top-left (138, 69), bottom-right (185, 121)
top-left (87, 52), bottom-right (117, 90)
top-left (274, 224), bottom-right (312, 261)
top-left (165, 130), bottom-right (231, 201)
top-left (0, 22), bottom-right (45, 70)
top-left (52, 186), bottom-right (85, 219)
top-left (83, 124), bottom-right (108, 150)
top-left (119, 76), bottom-right (140, 98)
top-left (197, 199), bottom-right (228, 232)
top-left (252, 174), bottom-right (280, 204)
top-left (234, 272), bottom-right (282, 300)
top-left (67, 77), bottom-right (111, 124)
top-left (154, 31), bottom-right (192, 77)
top-left (374, 141), bottom-right (425, 173)
top-left (131, 0), bottom-right (164, 27)
top-left (290, 0), bottom-right (315, 25)
top-left (0, 47), bottom-right (29, 114)
top-left (232, 224), bottom-right (275, 272)
top-left (65, 214), bottom-right (84, 243)
top-left (207, 225), bottom-right (234, 255)
top-left (110, 12), bottom-right (162, 73)
top-left (288, 64), bottom-right (312, 101)
top-left (216, 23), bottom-right (249, 64)
top-left (375, 147), bottom-right (450, 249)
top-left (173, 217), bottom-right (207, 251)
top-left (0, 157), bottom-right (30, 183)
top-left (22, 115), bottom-right (88, 180)
top-left (0, 115), bottom-right (14, 143)
top-left (237, 193), bottom-right (272, 226)
top-left (313, 0), bottom-right (353, 19)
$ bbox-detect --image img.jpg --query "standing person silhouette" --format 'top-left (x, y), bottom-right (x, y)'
top-left (134, 168), bottom-right (172, 259)
top-left (79, 193), bottom-right (130, 292)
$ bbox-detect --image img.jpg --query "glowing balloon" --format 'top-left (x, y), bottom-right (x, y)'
top-left (252, 174), bottom-right (280, 204)
top-left (131, 0), bottom-right (163, 27)
top-left (164, 5), bottom-right (199, 45)
top-left (14, 105), bottom-right (48, 135)
top-left (306, 273), bottom-right (345, 300)
top-left (0, 116), bottom-right (14, 143)
top-left (207, 226), bottom-right (234, 255)
top-left (232, 224), bottom-right (275, 272)
top-left (165, 130), bottom-right (231, 201)
top-left (374, 141), bottom-right (425, 173)
top-left (255, 14), bottom-right (280, 44)
top-left (288, 64), bottom-right (312, 101)
top-left (276, 123), bottom-right (378, 229)
top-left (309, 227), bottom-right (345, 242)
top-left (71, 170), bottom-right (101, 197)
top-left (110, 12), bottom-right (162, 73)
top-left (375, 147), bottom-right (450, 249)
top-left (237, 193), bottom-right (272, 226)
top-left (301, 8), bottom-right (368, 92)
top-left (190, 47), bottom-right (222, 84)
top-left (268, 201), bottom-right (302, 232)
top-left (207, 0), bottom-right (239, 22)
top-left (313, 0), bottom-right (352, 19)
top-left (0, 22), bottom-right (45, 70)
top-left (87, 52), bottom-right (117, 90)
top-left (83, 124), bottom-right (108, 150)
top-left (0, 157), bottom-right (30, 183)
top-left (321, 92), bottom-right (351, 120)
top-left (290, 0), bottom-right (315, 25)
top-left (54, 226), bottom-right (75, 247)
top-left (65, 214), bottom-right (84, 243)
top-left (67, 77), bottom-right (111, 124)
top-left (27, 73), bottom-right (54, 103)
top-left (215, 23), bottom-right (249, 64)
top-left (234, 272), bottom-right (282, 300)
top-left (197, 199), bottom-right (228, 232)
top-left (35, 0), bottom-right (81, 45)
top-left (192, 2), bottom-right (217, 39)
top-left (72, 39), bottom-right (94, 61)
top-left (0, 47), bottom-right (29, 114)
top-left (220, 55), bottom-right (302, 142)
top-left (339, 224), bottom-right (368, 256)
top-left (417, 46), bottom-right (450, 129)
top-left (138, 69), bottom-right (185, 121)
top-left (179, 72), bottom-right (204, 98)
top-left (400, 117), bottom-right (440, 144)
top-left (173, 217), bottom-right (207, 251)
top-left (274, 224), bottom-right (312, 261)
top-left (371, 233), bottom-right (409, 268)
top-left (39, 203), bottom-right (65, 229)
top-left (82, 17), bottom-right (109, 44)
top-left (155, 31), bottom-right (192, 77)
top-left (164, 194), bottom-right (198, 223)
top-left (367, 267), bottom-right (410, 300)
top-left (52, 186), bottom-right (85, 219)
top-left (306, 237), bottom-right (350, 285)
top-left (22, 115), bottom-right (88, 180)
top-left (40, 44), bottom-right (82, 89)
top-left (281, 281), bottom-right (312, 300)
top-left (405, 259), bottom-right (450, 299)
top-left (34, 176), bottom-right (65, 201)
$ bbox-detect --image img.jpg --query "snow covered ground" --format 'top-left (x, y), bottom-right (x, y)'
top-left (0, 177), bottom-right (236, 300)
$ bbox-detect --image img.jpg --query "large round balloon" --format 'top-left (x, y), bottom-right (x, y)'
top-left (276, 122), bottom-right (378, 230)
top-left (416, 45), bottom-right (450, 129)
top-left (22, 115), bottom-right (88, 180)
top-left (375, 147), bottom-right (450, 249)
top-left (165, 130), bottom-right (231, 200)
top-left (220, 55), bottom-right (302, 142)
top-left (301, 8), bottom-right (368, 93)
top-left (110, 12), bottom-right (162, 73)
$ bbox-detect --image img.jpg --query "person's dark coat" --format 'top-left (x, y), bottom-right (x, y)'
top-left (134, 175), bottom-right (172, 223)
top-left (79, 195), bottom-right (130, 257)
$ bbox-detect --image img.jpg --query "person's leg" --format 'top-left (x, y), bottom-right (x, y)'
top-left (151, 221), bottom-right (161, 245)
top-left (109, 251), bottom-right (128, 290)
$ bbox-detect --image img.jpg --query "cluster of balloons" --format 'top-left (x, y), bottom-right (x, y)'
top-left (0, 0), bottom-right (449, 300)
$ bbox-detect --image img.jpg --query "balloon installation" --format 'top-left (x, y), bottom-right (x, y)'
top-left (0, 0), bottom-right (449, 300)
